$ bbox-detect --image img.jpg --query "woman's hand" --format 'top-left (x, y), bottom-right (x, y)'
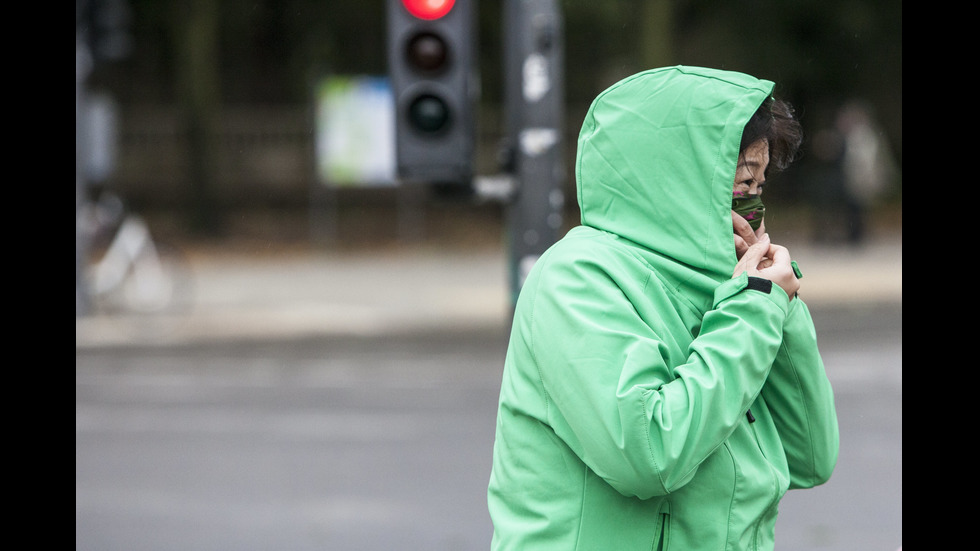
top-left (733, 210), bottom-right (773, 268)
top-left (733, 233), bottom-right (800, 299)
top-left (733, 210), bottom-right (767, 260)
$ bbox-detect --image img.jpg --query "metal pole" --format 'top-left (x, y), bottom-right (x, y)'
top-left (503, 0), bottom-right (565, 310)
top-left (76, 37), bottom-right (93, 317)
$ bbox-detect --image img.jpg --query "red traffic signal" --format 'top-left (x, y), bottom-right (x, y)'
top-left (401, 0), bottom-right (455, 20)
top-left (387, 0), bottom-right (475, 184)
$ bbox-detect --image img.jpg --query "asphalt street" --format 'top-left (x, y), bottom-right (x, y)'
top-left (76, 233), bottom-right (902, 551)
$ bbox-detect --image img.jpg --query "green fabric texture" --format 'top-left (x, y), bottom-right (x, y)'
top-left (488, 66), bottom-right (839, 551)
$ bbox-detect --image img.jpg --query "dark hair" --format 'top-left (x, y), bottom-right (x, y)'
top-left (739, 96), bottom-right (803, 175)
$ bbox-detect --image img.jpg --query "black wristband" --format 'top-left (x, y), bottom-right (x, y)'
top-left (746, 276), bottom-right (772, 294)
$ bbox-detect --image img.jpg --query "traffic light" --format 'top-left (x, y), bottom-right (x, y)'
top-left (386, 0), bottom-right (477, 186)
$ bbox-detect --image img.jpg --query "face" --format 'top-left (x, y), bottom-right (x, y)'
top-left (733, 139), bottom-right (770, 197)
top-left (731, 139), bottom-right (770, 231)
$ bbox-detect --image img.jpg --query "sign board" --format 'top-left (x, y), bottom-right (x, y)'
top-left (315, 76), bottom-right (397, 187)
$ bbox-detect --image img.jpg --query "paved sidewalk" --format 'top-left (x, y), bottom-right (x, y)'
top-left (75, 234), bottom-right (902, 349)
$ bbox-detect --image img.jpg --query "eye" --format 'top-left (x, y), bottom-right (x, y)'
top-left (740, 179), bottom-right (765, 195)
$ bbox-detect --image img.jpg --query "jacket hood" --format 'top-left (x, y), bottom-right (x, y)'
top-left (575, 66), bottom-right (774, 282)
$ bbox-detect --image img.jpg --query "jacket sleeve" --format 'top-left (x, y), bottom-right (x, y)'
top-left (527, 256), bottom-right (791, 499)
top-left (760, 298), bottom-right (840, 489)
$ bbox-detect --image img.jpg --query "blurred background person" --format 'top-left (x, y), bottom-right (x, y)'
top-left (809, 100), bottom-right (898, 245)
top-left (836, 100), bottom-right (898, 244)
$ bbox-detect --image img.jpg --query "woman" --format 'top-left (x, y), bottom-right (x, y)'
top-left (487, 66), bottom-right (839, 551)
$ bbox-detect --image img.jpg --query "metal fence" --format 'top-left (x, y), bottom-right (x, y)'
top-left (106, 105), bottom-right (314, 207)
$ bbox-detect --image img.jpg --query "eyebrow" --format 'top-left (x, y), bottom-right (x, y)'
top-left (736, 158), bottom-right (768, 182)
top-left (737, 158), bottom-right (764, 170)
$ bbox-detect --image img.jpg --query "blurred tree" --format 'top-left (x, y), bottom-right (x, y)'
top-left (92, 0), bottom-right (900, 216)
top-left (172, 0), bottom-right (223, 235)
top-left (640, 0), bottom-right (675, 69)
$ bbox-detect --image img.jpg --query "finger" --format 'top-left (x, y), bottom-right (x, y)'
top-left (767, 243), bottom-right (791, 266)
top-left (732, 211), bottom-right (757, 246)
top-left (735, 234), bottom-right (770, 274)
top-left (734, 234), bottom-right (749, 259)
top-left (763, 244), bottom-right (800, 298)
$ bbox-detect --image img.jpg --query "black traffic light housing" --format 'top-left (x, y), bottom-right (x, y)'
top-left (386, 0), bottom-right (477, 186)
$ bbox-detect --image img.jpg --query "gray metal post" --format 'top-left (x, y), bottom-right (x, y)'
top-left (503, 0), bottom-right (565, 309)
top-left (76, 37), bottom-right (92, 317)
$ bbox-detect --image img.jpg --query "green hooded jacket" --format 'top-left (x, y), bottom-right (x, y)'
top-left (487, 66), bottom-right (839, 550)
